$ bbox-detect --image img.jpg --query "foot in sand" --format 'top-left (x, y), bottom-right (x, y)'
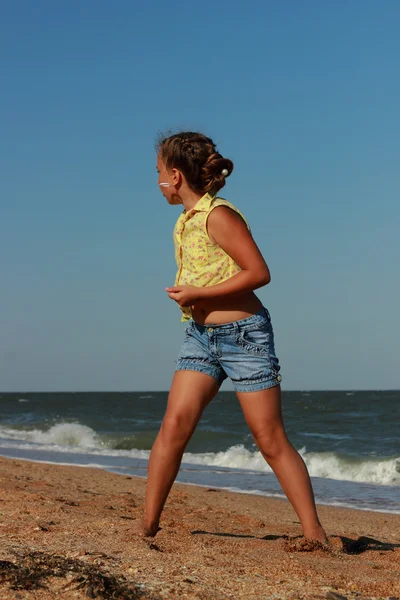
top-left (304, 523), bottom-right (330, 546)
top-left (143, 522), bottom-right (161, 537)
top-left (283, 523), bottom-right (332, 553)
top-left (283, 537), bottom-right (332, 553)
top-left (132, 518), bottom-right (161, 538)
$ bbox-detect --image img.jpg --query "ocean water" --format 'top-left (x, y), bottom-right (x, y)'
top-left (0, 391), bottom-right (399, 514)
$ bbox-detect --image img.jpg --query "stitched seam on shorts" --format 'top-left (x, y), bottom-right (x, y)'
top-left (234, 378), bottom-right (281, 392)
top-left (236, 336), bottom-right (270, 355)
top-left (231, 375), bottom-right (278, 384)
top-left (175, 361), bottom-right (223, 381)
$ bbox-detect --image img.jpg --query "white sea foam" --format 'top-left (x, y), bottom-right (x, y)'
top-left (303, 450), bottom-right (400, 486)
top-left (182, 445), bottom-right (400, 486)
top-left (0, 423), bottom-right (100, 449)
top-left (183, 445), bottom-right (271, 472)
top-left (0, 425), bottom-right (398, 486)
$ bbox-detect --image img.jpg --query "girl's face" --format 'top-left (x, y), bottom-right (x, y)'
top-left (157, 155), bottom-right (182, 205)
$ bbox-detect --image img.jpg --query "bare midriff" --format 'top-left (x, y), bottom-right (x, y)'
top-left (191, 291), bottom-right (263, 326)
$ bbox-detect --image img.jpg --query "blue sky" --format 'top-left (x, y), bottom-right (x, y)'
top-left (1, 1), bottom-right (399, 391)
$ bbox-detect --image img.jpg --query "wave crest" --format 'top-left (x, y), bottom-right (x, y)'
top-left (0, 423), bottom-right (100, 449)
top-left (0, 426), bottom-right (398, 486)
top-left (182, 445), bottom-right (399, 486)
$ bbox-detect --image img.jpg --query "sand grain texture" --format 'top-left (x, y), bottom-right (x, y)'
top-left (0, 457), bottom-right (399, 599)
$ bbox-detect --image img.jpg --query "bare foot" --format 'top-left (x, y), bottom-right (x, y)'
top-left (143, 522), bottom-right (161, 538)
top-left (304, 524), bottom-right (330, 546)
top-left (132, 518), bottom-right (161, 538)
top-left (283, 537), bottom-right (332, 553)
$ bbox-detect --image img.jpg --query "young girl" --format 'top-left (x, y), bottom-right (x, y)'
top-left (144, 131), bottom-right (328, 546)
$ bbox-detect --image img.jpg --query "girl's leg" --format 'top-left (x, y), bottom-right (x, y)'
top-left (144, 370), bottom-right (220, 536)
top-left (236, 385), bottom-right (328, 543)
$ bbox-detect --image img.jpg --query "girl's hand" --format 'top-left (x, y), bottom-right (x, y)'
top-left (165, 285), bottom-right (203, 307)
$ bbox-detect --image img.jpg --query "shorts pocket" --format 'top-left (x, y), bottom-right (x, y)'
top-left (236, 323), bottom-right (272, 356)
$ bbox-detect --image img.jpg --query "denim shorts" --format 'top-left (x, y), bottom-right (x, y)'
top-left (175, 307), bottom-right (282, 392)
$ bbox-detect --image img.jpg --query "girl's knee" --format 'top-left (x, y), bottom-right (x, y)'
top-left (253, 426), bottom-right (288, 459)
top-left (160, 413), bottom-right (193, 446)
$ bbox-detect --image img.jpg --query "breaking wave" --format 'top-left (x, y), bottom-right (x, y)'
top-left (0, 423), bottom-right (398, 487)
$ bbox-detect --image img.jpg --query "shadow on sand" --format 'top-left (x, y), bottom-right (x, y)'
top-left (191, 530), bottom-right (399, 554)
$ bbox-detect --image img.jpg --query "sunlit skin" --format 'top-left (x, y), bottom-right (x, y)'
top-left (157, 155), bottom-right (270, 326)
top-left (143, 154), bottom-right (329, 547)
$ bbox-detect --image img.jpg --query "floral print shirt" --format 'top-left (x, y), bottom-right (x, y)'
top-left (173, 193), bottom-right (250, 321)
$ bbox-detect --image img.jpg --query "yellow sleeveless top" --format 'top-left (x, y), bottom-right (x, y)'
top-left (173, 192), bottom-right (250, 321)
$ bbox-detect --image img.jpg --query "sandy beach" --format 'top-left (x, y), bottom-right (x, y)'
top-left (0, 456), bottom-right (398, 600)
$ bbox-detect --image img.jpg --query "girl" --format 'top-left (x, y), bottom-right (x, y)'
top-left (144, 131), bottom-right (328, 546)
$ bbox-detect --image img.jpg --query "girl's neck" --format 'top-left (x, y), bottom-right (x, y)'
top-left (178, 187), bottom-right (206, 213)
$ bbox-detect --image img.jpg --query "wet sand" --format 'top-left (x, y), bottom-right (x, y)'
top-left (0, 456), bottom-right (399, 599)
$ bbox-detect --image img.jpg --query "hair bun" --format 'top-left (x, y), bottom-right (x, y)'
top-left (157, 131), bottom-right (234, 194)
top-left (201, 153), bottom-right (234, 193)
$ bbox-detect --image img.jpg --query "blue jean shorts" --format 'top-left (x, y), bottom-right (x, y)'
top-left (175, 307), bottom-right (282, 392)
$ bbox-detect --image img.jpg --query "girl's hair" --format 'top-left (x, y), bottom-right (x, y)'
top-left (157, 131), bottom-right (234, 194)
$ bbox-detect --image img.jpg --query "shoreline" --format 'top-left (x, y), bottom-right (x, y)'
top-left (0, 456), bottom-right (399, 599)
top-left (0, 450), bottom-right (398, 516)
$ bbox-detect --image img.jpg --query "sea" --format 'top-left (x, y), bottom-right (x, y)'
top-left (0, 390), bottom-right (399, 514)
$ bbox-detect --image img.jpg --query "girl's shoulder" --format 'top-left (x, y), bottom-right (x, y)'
top-left (210, 197), bottom-right (250, 230)
top-left (212, 196), bottom-right (237, 209)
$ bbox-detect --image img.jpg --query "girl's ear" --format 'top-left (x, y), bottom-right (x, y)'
top-left (171, 168), bottom-right (183, 187)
